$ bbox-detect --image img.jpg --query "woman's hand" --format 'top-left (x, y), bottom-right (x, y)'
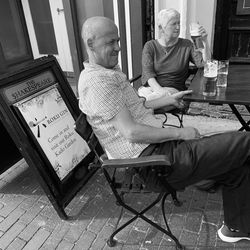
top-left (198, 25), bottom-right (208, 41)
top-left (197, 25), bottom-right (211, 61)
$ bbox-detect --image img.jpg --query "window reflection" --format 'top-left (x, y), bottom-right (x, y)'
top-left (28, 0), bottom-right (58, 55)
top-left (0, 0), bottom-right (31, 64)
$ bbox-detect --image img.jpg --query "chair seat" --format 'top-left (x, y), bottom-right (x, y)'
top-left (116, 167), bottom-right (164, 193)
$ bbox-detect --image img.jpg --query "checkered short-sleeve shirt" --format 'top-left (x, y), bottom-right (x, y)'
top-left (78, 63), bottom-right (163, 159)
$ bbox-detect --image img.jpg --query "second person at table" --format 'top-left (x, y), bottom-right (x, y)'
top-left (139, 8), bottom-right (211, 100)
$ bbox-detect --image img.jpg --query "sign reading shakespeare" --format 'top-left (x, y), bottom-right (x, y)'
top-left (4, 71), bottom-right (55, 104)
top-left (14, 86), bottom-right (90, 180)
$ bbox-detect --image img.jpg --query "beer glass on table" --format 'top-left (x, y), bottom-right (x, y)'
top-left (217, 60), bottom-right (229, 87)
top-left (203, 60), bottom-right (218, 97)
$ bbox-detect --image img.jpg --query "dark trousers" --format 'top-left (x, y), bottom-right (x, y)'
top-left (154, 131), bottom-right (250, 233)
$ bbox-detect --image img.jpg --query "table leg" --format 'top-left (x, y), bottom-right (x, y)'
top-left (245, 105), bottom-right (250, 114)
top-left (243, 106), bottom-right (250, 130)
top-left (229, 104), bottom-right (250, 131)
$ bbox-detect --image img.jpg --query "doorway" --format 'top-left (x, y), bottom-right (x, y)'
top-left (213, 0), bottom-right (250, 63)
top-left (21, 0), bottom-right (73, 72)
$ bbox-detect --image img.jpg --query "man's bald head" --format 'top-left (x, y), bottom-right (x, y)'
top-left (81, 16), bottom-right (120, 68)
top-left (81, 16), bottom-right (117, 48)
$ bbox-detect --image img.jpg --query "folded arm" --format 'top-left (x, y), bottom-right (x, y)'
top-left (147, 77), bottom-right (164, 93)
top-left (141, 42), bottom-right (169, 95)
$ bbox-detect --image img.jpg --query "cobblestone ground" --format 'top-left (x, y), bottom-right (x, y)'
top-left (188, 102), bottom-right (250, 121)
top-left (0, 115), bottom-right (249, 250)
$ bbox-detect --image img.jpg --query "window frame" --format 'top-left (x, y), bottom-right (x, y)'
top-left (1, 0), bottom-right (33, 68)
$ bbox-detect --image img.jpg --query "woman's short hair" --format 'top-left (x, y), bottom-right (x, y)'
top-left (157, 9), bottom-right (180, 29)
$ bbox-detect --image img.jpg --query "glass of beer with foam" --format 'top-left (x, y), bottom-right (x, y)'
top-left (203, 59), bottom-right (218, 96)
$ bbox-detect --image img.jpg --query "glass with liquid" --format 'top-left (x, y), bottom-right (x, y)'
top-left (203, 60), bottom-right (218, 96)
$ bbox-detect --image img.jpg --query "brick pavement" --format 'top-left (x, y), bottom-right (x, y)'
top-left (0, 116), bottom-right (250, 250)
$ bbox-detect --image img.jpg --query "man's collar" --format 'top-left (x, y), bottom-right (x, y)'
top-left (83, 61), bottom-right (120, 71)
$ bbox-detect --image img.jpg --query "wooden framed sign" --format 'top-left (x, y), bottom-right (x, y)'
top-left (0, 56), bottom-right (96, 219)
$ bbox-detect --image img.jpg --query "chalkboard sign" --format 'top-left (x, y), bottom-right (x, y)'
top-left (0, 56), bottom-right (96, 219)
top-left (13, 86), bottom-right (90, 180)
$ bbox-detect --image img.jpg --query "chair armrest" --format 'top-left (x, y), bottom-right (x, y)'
top-left (101, 155), bottom-right (171, 169)
top-left (188, 65), bottom-right (198, 76)
top-left (129, 74), bottom-right (142, 84)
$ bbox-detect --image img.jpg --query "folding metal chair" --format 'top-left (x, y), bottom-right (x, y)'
top-left (74, 112), bottom-right (185, 250)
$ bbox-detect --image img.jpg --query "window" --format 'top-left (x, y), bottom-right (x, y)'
top-left (0, 0), bottom-right (32, 66)
top-left (28, 0), bottom-right (58, 54)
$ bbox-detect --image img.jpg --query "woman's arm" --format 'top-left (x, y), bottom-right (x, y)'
top-left (147, 77), bottom-right (164, 93)
top-left (141, 42), bottom-right (160, 87)
top-left (190, 26), bottom-right (211, 67)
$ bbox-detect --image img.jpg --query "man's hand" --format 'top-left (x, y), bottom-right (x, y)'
top-left (162, 87), bottom-right (179, 96)
top-left (171, 90), bottom-right (193, 109)
top-left (179, 127), bottom-right (201, 140)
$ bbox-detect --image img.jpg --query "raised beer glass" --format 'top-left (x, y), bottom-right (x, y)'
top-left (190, 22), bottom-right (204, 50)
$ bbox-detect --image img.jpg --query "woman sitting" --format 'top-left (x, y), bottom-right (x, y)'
top-left (139, 8), bottom-right (211, 100)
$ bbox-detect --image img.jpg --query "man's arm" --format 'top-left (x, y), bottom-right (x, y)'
top-left (145, 90), bottom-right (193, 110)
top-left (110, 105), bottom-right (200, 144)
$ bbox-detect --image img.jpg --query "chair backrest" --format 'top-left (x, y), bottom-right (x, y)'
top-left (74, 112), bottom-right (92, 142)
top-left (74, 112), bottom-right (152, 192)
top-left (74, 112), bottom-right (104, 163)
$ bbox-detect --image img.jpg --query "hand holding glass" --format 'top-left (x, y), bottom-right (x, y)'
top-left (190, 22), bottom-right (204, 50)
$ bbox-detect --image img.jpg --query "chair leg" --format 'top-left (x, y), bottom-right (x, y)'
top-left (161, 193), bottom-right (184, 250)
top-left (107, 205), bottom-right (124, 247)
top-left (108, 193), bottom-right (162, 243)
top-left (107, 193), bottom-right (185, 249)
top-left (179, 113), bottom-right (184, 128)
top-left (162, 113), bottom-right (168, 124)
top-left (171, 112), bottom-right (184, 128)
top-left (108, 209), bottom-right (138, 247)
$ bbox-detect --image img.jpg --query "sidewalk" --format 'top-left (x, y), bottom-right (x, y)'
top-left (0, 115), bottom-right (249, 250)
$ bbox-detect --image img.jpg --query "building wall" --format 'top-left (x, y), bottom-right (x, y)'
top-left (74, 0), bottom-right (144, 80)
top-left (2, 0), bottom-right (218, 88)
top-left (129, 0), bottom-right (144, 80)
top-left (75, 0), bottom-right (114, 63)
top-left (69, 0), bottom-right (217, 87)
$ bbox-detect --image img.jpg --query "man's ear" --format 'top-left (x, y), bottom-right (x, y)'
top-left (87, 38), bottom-right (94, 50)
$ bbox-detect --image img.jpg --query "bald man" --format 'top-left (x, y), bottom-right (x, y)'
top-left (78, 16), bottom-right (250, 243)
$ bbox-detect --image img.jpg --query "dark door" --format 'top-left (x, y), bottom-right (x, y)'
top-left (0, 120), bottom-right (22, 174)
top-left (213, 0), bottom-right (250, 63)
